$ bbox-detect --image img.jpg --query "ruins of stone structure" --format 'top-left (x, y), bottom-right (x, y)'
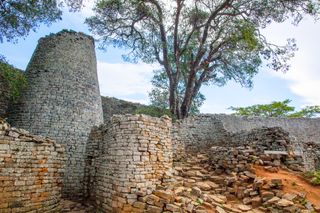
top-left (1, 30), bottom-right (320, 212)
top-left (8, 30), bottom-right (104, 199)
top-left (0, 119), bottom-right (65, 212)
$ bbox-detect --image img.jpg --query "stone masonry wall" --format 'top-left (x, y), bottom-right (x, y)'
top-left (171, 115), bottom-right (230, 158)
top-left (8, 30), bottom-right (104, 199)
top-left (0, 119), bottom-right (65, 212)
top-left (172, 114), bottom-right (320, 170)
top-left (214, 114), bottom-right (320, 144)
top-left (86, 114), bottom-right (173, 212)
top-left (101, 96), bottom-right (145, 121)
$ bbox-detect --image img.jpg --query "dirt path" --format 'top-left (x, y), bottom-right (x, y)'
top-left (253, 165), bottom-right (320, 206)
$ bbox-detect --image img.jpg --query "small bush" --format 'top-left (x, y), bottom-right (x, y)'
top-left (303, 170), bottom-right (320, 186)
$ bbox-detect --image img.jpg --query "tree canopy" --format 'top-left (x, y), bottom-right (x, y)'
top-left (0, 0), bottom-right (84, 43)
top-left (229, 99), bottom-right (320, 118)
top-left (86, 0), bottom-right (319, 118)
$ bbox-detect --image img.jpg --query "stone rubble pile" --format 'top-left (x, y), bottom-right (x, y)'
top-left (116, 153), bottom-right (319, 213)
top-left (209, 145), bottom-right (304, 175)
top-left (230, 127), bottom-right (292, 153)
top-left (0, 118), bottom-right (65, 212)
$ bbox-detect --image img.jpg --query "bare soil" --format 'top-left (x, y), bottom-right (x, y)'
top-left (253, 165), bottom-right (320, 206)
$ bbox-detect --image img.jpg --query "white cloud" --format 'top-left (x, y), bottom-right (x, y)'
top-left (263, 18), bottom-right (320, 106)
top-left (78, 0), bottom-right (95, 17)
top-left (97, 61), bottom-right (157, 102)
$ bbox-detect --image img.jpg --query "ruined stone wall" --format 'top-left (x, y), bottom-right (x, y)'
top-left (101, 96), bottom-right (145, 121)
top-left (172, 114), bottom-right (320, 155)
top-left (85, 114), bottom-right (173, 212)
top-left (0, 119), bottom-right (65, 212)
top-left (214, 114), bottom-right (320, 143)
top-left (8, 30), bottom-right (104, 199)
top-left (171, 115), bottom-right (230, 159)
top-left (172, 114), bottom-right (320, 170)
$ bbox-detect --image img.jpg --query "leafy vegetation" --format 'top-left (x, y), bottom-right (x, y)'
top-left (229, 99), bottom-right (320, 118)
top-left (134, 105), bottom-right (172, 118)
top-left (0, 0), bottom-right (84, 43)
top-left (303, 170), bottom-right (320, 185)
top-left (0, 60), bottom-right (27, 101)
top-left (86, 0), bottom-right (320, 118)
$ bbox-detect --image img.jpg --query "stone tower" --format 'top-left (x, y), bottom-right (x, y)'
top-left (9, 30), bottom-right (104, 199)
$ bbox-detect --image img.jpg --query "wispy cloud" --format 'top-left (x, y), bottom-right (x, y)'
top-left (263, 17), bottom-right (320, 106)
top-left (97, 61), bottom-right (157, 103)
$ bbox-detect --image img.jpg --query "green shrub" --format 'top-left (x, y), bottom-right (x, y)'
top-left (303, 170), bottom-right (320, 186)
top-left (0, 61), bottom-right (28, 101)
top-left (134, 106), bottom-right (173, 118)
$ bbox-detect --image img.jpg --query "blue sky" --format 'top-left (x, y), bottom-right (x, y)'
top-left (1, 6), bottom-right (320, 114)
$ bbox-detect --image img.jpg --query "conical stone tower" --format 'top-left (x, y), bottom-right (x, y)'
top-left (9, 30), bottom-right (104, 199)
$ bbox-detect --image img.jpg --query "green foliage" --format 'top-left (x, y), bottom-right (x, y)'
top-left (0, 60), bottom-right (27, 101)
top-left (229, 99), bottom-right (320, 118)
top-left (87, 0), bottom-right (320, 118)
top-left (0, 0), bottom-right (85, 43)
top-left (304, 171), bottom-right (320, 185)
top-left (134, 106), bottom-right (172, 118)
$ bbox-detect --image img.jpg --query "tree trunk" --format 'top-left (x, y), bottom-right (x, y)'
top-left (180, 70), bottom-right (196, 118)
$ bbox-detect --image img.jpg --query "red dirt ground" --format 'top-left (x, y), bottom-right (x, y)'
top-left (253, 165), bottom-right (320, 206)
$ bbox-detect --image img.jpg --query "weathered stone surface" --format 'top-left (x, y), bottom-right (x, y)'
top-left (86, 114), bottom-right (173, 212)
top-left (0, 120), bottom-right (65, 212)
top-left (8, 30), bottom-right (104, 199)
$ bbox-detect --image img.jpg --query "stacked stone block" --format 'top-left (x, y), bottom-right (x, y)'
top-left (8, 30), bottom-right (104, 199)
top-left (87, 114), bottom-right (173, 212)
top-left (171, 115), bottom-right (230, 159)
top-left (0, 119), bottom-right (65, 212)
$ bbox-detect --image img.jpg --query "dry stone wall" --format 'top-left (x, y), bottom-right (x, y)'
top-left (172, 114), bottom-right (320, 170)
top-left (214, 114), bottom-right (320, 144)
top-left (8, 30), bottom-right (104, 199)
top-left (172, 115), bottom-right (230, 158)
top-left (85, 114), bottom-right (173, 212)
top-left (0, 119), bottom-right (65, 212)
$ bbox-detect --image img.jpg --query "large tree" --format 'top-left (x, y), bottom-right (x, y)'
top-left (86, 0), bottom-right (319, 119)
top-left (0, 0), bottom-right (83, 43)
top-left (149, 69), bottom-right (205, 115)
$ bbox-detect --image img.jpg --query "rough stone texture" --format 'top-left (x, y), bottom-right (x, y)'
top-left (172, 114), bottom-right (320, 170)
top-left (8, 30), bottom-right (104, 199)
top-left (0, 119), bottom-right (65, 212)
top-left (0, 73), bottom-right (10, 118)
top-left (214, 114), bottom-right (320, 144)
top-left (302, 142), bottom-right (320, 171)
top-left (172, 115), bottom-right (230, 158)
top-left (85, 114), bottom-right (174, 212)
top-left (101, 96), bottom-right (145, 121)
top-left (229, 127), bottom-right (293, 153)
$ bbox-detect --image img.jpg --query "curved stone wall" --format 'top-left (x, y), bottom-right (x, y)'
top-left (0, 120), bottom-right (65, 212)
top-left (8, 30), bottom-right (104, 199)
top-left (85, 114), bottom-right (173, 212)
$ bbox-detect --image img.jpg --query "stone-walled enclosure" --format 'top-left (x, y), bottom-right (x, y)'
top-left (0, 119), bottom-right (65, 212)
top-left (86, 115), bottom-right (173, 212)
top-left (1, 30), bottom-right (320, 212)
top-left (7, 30), bottom-right (104, 199)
